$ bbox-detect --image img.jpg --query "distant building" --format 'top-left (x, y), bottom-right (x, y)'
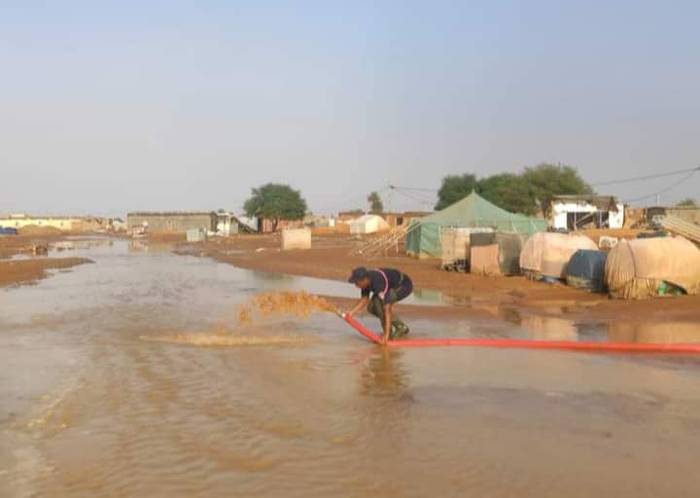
top-left (258, 218), bottom-right (304, 233)
top-left (237, 216), bottom-right (259, 232)
top-left (215, 212), bottom-right (240, 236)
top-left (303, 214), bottom-right (336, 228)
top-left (126, 212), bottom-right (217, 233)
top-left (337, 210), bottom-right (364, 223)
top-left (0, 213), bottom-right (101, 232)
top-left (381, 211), bottom-right (432, 228)
top-left (110, 218), bottom-right (127, 232)
top-left (646, 206), bottom-right (700, 225)
top-left (550, 195), bottom-right (624, 230)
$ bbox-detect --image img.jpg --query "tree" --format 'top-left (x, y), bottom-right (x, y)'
top-left (367, 191), bottom-right (384, 213)
top-left (677, 198), bottom-right (697, 208)
top-left (521, 163), bottom-right (593, 216)
top-left (243, 183), bottom-right (307, 231)
top-left (477, 173), bottom-right (537, 215)
top-left (435, 174), bottom-right (478, 210)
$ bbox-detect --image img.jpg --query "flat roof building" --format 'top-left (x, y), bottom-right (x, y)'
top-left (126, 212), bottom-right (217, 233)
top-left (550, 195), bottom-right (624, 231)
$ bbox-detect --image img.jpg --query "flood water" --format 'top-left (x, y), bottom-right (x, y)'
top-left (3, 238), bottom-right (700, 497)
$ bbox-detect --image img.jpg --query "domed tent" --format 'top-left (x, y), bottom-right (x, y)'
top-left (565, 249), bottom-right (608, 292)
top-left (349, 214), bottom-right (390, 235)
top-left (405, 192), bottom-right (546, 259)
top-left (605, 237), bottom-right (700, 299)
top-left (519, 232), bottom-right (598, 280)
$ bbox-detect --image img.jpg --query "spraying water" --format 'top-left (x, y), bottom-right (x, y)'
top-left (142, 292), bottom-right (338, 348)
top-left (237, 291), bottom-right (337, 323)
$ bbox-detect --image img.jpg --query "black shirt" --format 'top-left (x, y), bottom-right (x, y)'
top-left (361, 268), bottom-right (406, 302)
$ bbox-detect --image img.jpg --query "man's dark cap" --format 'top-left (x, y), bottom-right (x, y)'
top-left (348, 267), bottom-right (369, 283)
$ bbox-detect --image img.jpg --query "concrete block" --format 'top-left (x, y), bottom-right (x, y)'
top-left (282, 228), bottom-right (312, 250)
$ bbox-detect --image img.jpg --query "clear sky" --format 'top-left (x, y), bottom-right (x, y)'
top-left (1, 1), bottom-right (699, 216)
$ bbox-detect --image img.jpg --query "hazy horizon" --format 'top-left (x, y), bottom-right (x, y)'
top-left (2, 1), bottom-right (699, 217)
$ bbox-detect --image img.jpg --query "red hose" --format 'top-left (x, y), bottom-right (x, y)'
top-left (342, 314), bottom-right (700, 354)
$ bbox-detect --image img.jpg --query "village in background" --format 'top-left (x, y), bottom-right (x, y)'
top-left (2, 162), bottom-right (700, 302)
top-left (1, 189), bottom-right (698, 241)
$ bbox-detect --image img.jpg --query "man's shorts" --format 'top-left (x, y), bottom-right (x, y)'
top-left (384, 276), bottom-right (413, 305)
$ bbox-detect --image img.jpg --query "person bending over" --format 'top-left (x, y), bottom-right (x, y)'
top-left (346, 267), bottom-right (413, 344)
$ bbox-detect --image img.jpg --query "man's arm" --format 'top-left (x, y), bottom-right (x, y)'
top-left (347, 297), bottom-right (369, 318)
top-left (382, 303), bottom-right (393, 344)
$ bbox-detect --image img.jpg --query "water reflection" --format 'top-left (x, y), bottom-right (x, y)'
top-left (360, 349), bottom-right (411, 399)
top-left (128, 239), bottom-right (175, 253)
top-left (519, 315), bottom-right (579, 341)
top-left (515, 312), bottom-right (700, 345)
top-left (609, 322), bottom-right (700, 344)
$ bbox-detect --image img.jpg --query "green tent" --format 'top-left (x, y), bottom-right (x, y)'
top-left (405, 192), bottom-right (546, 259)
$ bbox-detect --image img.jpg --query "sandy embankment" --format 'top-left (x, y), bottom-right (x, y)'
top-left (176, 232), bottom-right (700, 326)
top-left (0, 234), bottom-right (93, 287)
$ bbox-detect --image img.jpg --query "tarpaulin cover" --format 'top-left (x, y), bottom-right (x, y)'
top-left (565, 249), bottom-right (608, 292)
top-left (495, 232), bottom-right (526, 276)
top-left (406, 192), bottom-right (546, 259)
top-left (470, 244), bottom-right (501, 276)
top-left (440, 228), bottom-right (471, 268)
top-left (520, 232), bottom-right (598, 279)
top-left (470, 232), bottom-right (497, 247)
top-left (605, 237), bottom-right (700, 299)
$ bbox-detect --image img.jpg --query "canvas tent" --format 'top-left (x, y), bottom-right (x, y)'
top-left (406, 192), bottom-right (546, 259)
top-left (605, 237), bottom-right (700, 299)
top-left (349, 214), bottom-right (390, 235)
top-left (519, 232), bottom-right (598, 280)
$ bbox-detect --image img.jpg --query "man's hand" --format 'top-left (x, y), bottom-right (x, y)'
top-left (348, 297), bottom-right (369, 319)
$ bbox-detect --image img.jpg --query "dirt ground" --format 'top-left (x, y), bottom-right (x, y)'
top-left (0, 257), bottom-right (92, 287)
top-left (0, 234), bottom-right (93, 287)
top-left (176, 231), bottom-right (700, 325)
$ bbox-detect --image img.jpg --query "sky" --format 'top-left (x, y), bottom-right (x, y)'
top-left (1, 0), bottom-right (699, 216)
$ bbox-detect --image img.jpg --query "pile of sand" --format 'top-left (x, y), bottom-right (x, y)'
top-left (18, 225), bottom-right (63, 236)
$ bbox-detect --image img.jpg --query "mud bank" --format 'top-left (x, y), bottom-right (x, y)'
top-left (0, 258), bottom-right (93, 287)
top-left (176, 234), bottom-right (700, 327)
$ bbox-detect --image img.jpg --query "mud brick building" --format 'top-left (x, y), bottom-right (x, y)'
top-left (126, 212), bottom-right (218, 233)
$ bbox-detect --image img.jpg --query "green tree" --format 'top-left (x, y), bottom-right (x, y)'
top-left (677, 198), bottom-right (697, 208)
top-left (477, 173), bottom-right (537, 215)
top-left (367, 191), bottom-right (384, 213)
top-left (521, 163), bottom-right (593, 216)
top-left (243, 183), bottom-right (307, 231)
top-left (435, 174), bottom-right (478, 210)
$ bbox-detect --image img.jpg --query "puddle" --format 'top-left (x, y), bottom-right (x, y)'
top-left (2, 238), bottom-right (700, 498)
top-left (502, 307), bottom-right (700, 344)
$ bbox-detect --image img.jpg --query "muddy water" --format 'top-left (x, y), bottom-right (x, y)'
top-left (3, 239), bottom-right (700, 497)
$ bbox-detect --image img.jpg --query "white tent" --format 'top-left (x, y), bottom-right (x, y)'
top-left (519, 232), bottom-right (598, 280)
top-left (349, 214), bottom-right (390, 235)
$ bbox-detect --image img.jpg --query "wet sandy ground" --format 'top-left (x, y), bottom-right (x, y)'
top-left (3, 239), bottom-right (700, 497)
top-left (181, 233), bottom-right (700, 325)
